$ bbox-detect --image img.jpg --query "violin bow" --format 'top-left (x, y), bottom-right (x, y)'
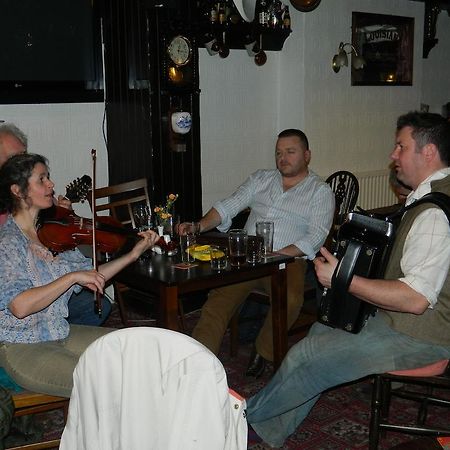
top-left (91, 149), bottom-right (102, 317)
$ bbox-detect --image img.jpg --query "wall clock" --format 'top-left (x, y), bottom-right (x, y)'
top-left (167, 35), bottom-right (192, 66)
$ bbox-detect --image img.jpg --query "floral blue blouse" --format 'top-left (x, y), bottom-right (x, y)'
top-left (0, 216), bottom-right (92, 343)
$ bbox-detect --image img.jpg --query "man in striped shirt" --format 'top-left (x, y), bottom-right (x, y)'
top-left (181, 129), bottom-right (335, 377)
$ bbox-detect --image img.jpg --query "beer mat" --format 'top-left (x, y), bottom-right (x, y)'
top-left (438, 437), bottom-right (450, 449)
top-left (172, 262), bottom-right (199, 270)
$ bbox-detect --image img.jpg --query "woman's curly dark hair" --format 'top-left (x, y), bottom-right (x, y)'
top-left (0, 153), bottom-right (48, 214)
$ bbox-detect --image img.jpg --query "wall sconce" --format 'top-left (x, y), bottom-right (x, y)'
top-left (332, 42), bottom-right (365, 73)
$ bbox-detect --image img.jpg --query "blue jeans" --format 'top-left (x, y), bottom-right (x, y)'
top-left (246, 315), bottom-right (450, 447)
top-left (67, 289), bottom-right (112, 326)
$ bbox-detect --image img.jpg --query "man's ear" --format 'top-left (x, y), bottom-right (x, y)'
top-left (305, 149), bottom-right (312, 164)
top-left (422, 143), bottom-right (438, 162)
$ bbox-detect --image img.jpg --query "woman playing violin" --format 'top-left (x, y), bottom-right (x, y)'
top-left (0, 153), bottom-right (159, 397)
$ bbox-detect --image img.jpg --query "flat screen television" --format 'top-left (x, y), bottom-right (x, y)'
top-left (0, 0), bottom-right (103, 104)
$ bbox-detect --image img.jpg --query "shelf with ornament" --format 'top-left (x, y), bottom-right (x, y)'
top-left (196, 0), bottom-right (292, 54)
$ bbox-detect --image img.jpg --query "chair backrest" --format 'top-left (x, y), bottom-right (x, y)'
top-left (88, 178), bottom-right (151, 229)
top-left (60, 328), bottom-right (247, 450)
top-left (326, 170), bottom-right (359, 227)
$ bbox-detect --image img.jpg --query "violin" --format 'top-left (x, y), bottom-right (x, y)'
top-left (36, 173), bottom-right (133, 254)
top-left (37, 206), bottom-right (132, 254)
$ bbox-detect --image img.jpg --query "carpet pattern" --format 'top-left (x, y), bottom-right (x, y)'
top-left (6, 303), bottom-right (450, 449)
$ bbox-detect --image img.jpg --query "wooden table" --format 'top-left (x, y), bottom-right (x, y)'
top-left (114, 233), bottom-right (294, 369)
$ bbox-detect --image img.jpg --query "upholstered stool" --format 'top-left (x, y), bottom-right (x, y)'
top-left (369, 359), bottom-right (450, 450)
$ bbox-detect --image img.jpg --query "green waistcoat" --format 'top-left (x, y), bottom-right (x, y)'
top-left (379, 175), bottom-right (450, 347)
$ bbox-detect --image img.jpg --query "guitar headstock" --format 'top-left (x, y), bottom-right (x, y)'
top-left (65, 175), bottom-right (92, 204)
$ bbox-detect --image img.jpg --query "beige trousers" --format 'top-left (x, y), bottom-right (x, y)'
top-left (192, 259), bottom-right (306, 361)
top-left (0, 325), bottom-right (114, 397)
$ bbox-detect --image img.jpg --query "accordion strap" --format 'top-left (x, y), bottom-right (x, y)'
top-left (331, 241), bottom-right (361, 299)
top-left (389, 191), bottom-right (450, 223)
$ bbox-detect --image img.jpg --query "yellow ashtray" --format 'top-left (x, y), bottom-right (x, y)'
top-left (188, 244), bottom-right (212, 261)
top-left (188, 244), bottom-right (225, 261)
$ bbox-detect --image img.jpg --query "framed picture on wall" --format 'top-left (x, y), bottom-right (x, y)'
top-left (351, 12), bottom-right (414, 86)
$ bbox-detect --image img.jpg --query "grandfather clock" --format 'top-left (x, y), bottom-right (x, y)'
top-left (102, 0), bottom-right (202, 222)
top-left (147, 2), bottom-right (202, 221)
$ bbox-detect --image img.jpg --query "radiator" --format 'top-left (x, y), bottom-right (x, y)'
top-left (354, 170), bottom-right (397, 210)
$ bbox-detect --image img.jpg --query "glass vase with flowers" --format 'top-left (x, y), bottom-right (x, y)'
top-left (154, 193), bottom-right (178, 237)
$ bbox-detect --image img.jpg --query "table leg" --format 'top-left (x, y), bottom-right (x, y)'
top-left (159, 285), bottom-right (180, 331)
top-left (271, 262), bottom-right (288, 371)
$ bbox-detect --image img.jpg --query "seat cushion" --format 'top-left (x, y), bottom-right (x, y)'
top-left (388, 359), bottom-right (449, 377)
top-left (0, 368), bottom-right (23, 393)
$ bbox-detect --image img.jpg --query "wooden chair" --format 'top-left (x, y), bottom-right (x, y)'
top-left (1, 369), bottom-right (68, 450)
top-left (7, 392), bottom-right (69, 450)
top-left (89, 178), bottom-right (187, 329)
top-left (369, 360), bottom-right (450, 449)
top-left (325, 170), bottom-right (359, 243)
top-left (89, 178), bottom-right (151, 230)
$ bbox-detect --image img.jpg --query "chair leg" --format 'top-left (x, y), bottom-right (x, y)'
top-left (114, 283), bottom-right (130, 327)
top-left (369, 375), bottom-right (383, 450)
top-left (380, 376), bottom-right (392, 431)
top-left (418, 386), bottom-right (433, 425)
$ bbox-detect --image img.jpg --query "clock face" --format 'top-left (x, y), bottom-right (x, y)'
top-left (167, 36), bottom-right (192, 66)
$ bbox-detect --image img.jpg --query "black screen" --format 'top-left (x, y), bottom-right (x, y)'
top-left (0, 0), bottom-right (102, 103)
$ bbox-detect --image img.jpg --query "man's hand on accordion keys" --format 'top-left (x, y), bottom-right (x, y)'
top-left (313, 247), bottom-right (339, 290)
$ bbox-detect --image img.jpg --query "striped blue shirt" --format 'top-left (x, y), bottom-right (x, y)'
top-left (214, 169), bottom-right (335, 259)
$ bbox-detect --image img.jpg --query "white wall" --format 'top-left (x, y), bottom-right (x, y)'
top-left (0, 102), bottom-right (108, 217)
top-left (200, 0), bottom-right (428, 212)
top-left (421, 10), bottom-right (450, 113)
top-left (301, 0), bottom-right (424, 176)
top-left (1, 0), bottom-right (449, 216)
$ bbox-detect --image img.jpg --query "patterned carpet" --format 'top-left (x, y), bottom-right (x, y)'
top-left (5, 302), bottom-right (450, 449)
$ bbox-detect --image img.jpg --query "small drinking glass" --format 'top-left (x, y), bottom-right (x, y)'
top-left (179, 233), bottom-right (196, 264)
top-left (246, 237), bottom-right (262, 265)
top-left (210, 245), bottom-right (228, 271)
top-left (133, 204), bottom-right (152, 231)
top-left (256, 221), bottom-right (274, 256)
top-left (228, 229), bottom-right (248, 268)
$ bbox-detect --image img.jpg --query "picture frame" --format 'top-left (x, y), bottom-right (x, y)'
top-left (351, 12), bottom-right (414, 86)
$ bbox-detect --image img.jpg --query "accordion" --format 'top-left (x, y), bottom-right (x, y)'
top-left (318, 212), bottom-right (396, 333)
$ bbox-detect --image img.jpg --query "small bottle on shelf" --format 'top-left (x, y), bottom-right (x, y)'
top-left (267, 1), bottom-right (278, 29)
top-left (218, 2), bottom-right (226, 25)
top-left (210, 3), bottom-right (218, 24)
top-left (283, 5), bottom-right (291, 30)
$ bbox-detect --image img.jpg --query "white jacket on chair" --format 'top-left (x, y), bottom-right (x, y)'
top-left (60, 327), bottom-right (247, 450)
